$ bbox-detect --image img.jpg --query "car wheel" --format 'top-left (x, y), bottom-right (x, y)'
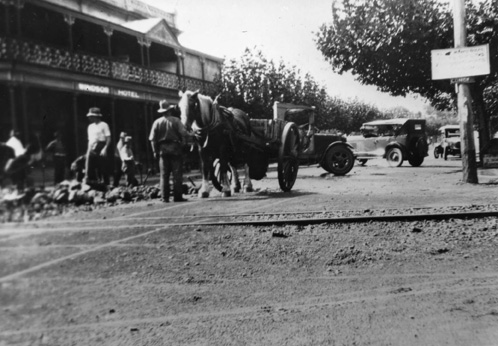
top-left (386, 147), bottom-right (403, 167)
top-left (408, 156), bottom-right (424, 167)
top-left (323, 145), bottom-right (355, 176)
top-left (434, 147), bottom-right (440, 159)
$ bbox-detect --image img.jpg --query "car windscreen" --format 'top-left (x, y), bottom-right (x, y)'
top-left (284, 110), bottom-right (310, 126)
top-left (360, 124), bottom-right (399, 137)
top-left (445, 129), bottom-right (460, 137)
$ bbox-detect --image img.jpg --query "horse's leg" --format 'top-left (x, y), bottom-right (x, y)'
top-left (230, 163), bottom-right (241, 193)
top-left (242, 164), bottom-right (254, 192)
top-left (219, 145), bottom-right (231, 198)
top-left (198, 148), bottom-right (211, 198)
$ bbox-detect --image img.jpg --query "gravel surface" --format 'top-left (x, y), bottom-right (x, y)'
top-left (1, 156), bottom-right (498, 345)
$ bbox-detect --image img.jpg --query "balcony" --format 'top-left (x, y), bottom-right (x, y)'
top-left (0, 36), bottom-right (210, 92)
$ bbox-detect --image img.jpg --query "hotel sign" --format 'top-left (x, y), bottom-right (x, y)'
top-left (431, 44), bottom-right (490, 80)
top-left (77, 83), bottom-right (110, 94)
top-left (77, 83), bottom-right (146, 100)
top-left (116, 89), bottom-right (141, 99)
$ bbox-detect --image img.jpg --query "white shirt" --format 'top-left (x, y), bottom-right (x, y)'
top-left (119, 145), bottom-right (134, 161)
top-left (87, 121), bottom-right (111, 145)
top-left (6, 136), bottom-right (26, 157)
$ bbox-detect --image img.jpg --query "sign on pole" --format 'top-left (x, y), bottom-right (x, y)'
top-left (431, 44), bottom-right (490, 80)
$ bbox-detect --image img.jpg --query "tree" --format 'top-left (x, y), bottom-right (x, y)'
top-left (213, 48), bottom-right (328, 121)
top-left (383, 106), bottom-right (415, 119)
top-left (315, 0), bottom-right (498, 149)
top-left (213, 48), bottom-right (387, 133)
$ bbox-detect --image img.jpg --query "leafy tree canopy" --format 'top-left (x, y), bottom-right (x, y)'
top-left (315, 0), bottom-right (454, 109)
top-left (315, 0), bottom-right (498, 141)
top-left (213, 48), bottom-right (389, 132)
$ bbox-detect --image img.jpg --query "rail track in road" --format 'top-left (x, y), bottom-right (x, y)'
top-left (3, 202), bottom-right (498, 228)
top-left (2, 199), bottom-right (496, 282)
top-left (2, 203), bottom-right (497, 238)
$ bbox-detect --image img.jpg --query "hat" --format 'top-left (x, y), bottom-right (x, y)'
top-left (86, 107), bottom-right (102, 117)
top-left (124, 136), bottom-right (132, 143)
top-left (119, 132), bottom-right (127, 138)
top-left (157, 100), bottom-right (175, 113)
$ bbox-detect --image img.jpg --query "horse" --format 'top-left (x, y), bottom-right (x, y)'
top-left (178, 90), bottom-right (257, 198)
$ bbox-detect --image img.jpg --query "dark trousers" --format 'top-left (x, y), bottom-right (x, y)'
top-left (53, 155), bottom-right (66, 184)
top-left (122, 160), bottom-right (138, 187)
top-left (85, 142), bottom-right (110, 185)
top-left (159, 153), bottom-right (183, 201)
top-left (113, 157), bottom-right (123, 187)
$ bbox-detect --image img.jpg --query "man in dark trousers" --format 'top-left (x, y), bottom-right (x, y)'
top-left (85, 107), bottom-right (111, 185)
top-left (149, 100), bottom-right (188, 203)
top-left (45, 131), bottom-right (67, 184)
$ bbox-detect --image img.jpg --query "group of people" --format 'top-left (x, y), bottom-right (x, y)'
top-left (84, 99), bottom-right (189, 202)
top-left (1, 99), bottom-right (190, 202)
top-left (84, 107), bottom-right (138, 188)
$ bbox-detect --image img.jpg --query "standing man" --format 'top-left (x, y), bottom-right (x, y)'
top-left (45, 130), bottom-right (67, 184)
top-left (85, 107), bottom-right (111, 185)
top-left (149, 100), bottom-right (188, 203)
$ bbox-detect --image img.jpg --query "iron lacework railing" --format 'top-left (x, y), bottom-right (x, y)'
top-left (0, 36), bottom-right (210, 92)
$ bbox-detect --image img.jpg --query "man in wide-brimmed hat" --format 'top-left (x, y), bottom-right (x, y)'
top-left (149, 99), bottom-right (188, 202)
top-left (85, 107), bottom-right (111, 185)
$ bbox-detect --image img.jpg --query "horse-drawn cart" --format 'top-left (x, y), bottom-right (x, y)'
top-left (211, 101), bottom-right (355, 193)
top-left (212, 103), bottom-right (301, 192)
top-left (179, 91), bottom-right (342, 198)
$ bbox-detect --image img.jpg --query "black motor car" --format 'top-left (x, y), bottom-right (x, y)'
top-left (434, 125), bottom-right (460, 160)
top-left (347, 118), bottom-right (429, 167)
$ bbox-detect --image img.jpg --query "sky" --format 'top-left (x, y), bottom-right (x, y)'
top-left (143, 0), bottom-right (432, 114)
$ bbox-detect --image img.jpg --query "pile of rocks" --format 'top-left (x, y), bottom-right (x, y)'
top-left (0, 180), bottom-right (163, 223)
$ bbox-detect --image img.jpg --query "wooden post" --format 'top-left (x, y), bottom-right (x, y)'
top-left (104, 26), bottom-right (113, 78)
top-left (72, 94), bottom-right (79, 156)
top-left (4, 2), bottom-right (11, 37)
top-left (144, 102), bottom-right (150, 170)
top-left (453, 0), bottom-right (478, 183)
top-left (15, 0), bottom-right (22, 38)
top-left (9, 85), bottom-right (17, 131)
top-left (21, 87), bottom-right (28, 144)
top-left (64, 14), bottom-right (75, 53)
top-left (110, 98), bottom-right (117, 179)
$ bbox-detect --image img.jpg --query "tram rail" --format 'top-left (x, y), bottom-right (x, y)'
top-left (2, 203), bottom-right (498, 233)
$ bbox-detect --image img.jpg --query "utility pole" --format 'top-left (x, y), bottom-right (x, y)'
top-left (453, 0), bottom-right (478, 183)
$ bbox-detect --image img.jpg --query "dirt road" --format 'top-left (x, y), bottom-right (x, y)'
top-left (1, 155), bottom-right (498, 345)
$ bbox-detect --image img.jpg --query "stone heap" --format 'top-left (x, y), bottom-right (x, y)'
top-left (0, 180), bottom-right (164, 223)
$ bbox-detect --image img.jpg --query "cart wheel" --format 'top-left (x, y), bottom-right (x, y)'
top-left (278, 123), bottom-right (300, 192)
top-left (211, 158), bottom-right (232, 192)
top-left (323, 145), bottom-right (355, 175)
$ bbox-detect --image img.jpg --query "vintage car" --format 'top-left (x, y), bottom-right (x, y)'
top-left (434, 125), bottom-right (460, 160)
top-left (277, 103), bottom-right (355, 175)
top-left (347, 118), bottom-right (428, 167)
